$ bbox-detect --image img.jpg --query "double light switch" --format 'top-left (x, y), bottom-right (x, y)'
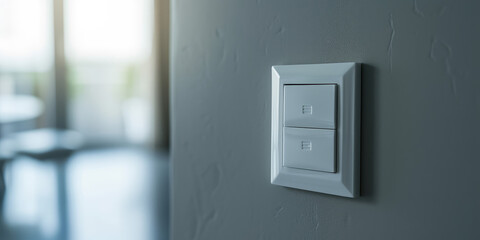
top-left (283, 85), bottom-right (337, 173)
top-left (271, 63), bottom-right (360, 198)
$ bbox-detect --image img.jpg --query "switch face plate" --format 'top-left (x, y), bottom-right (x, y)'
top-left (283, 127), bottom-right (335, 172)
top-left (284, 85), bottom-right (336, 129)
top-left (271, 63), bottom-right (361, 198)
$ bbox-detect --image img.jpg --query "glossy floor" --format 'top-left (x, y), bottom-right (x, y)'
top-left (0, 147), bottom-right (169, 240)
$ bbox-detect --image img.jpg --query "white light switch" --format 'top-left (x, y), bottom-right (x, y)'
top-left (284, 85), bottom-right (336, 129)
top-left (283, 127), bottom-right (335, 172)
top-left (271, 62), bottom-right (361, 198)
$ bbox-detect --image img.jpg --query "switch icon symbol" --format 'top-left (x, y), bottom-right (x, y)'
top-left (301, 141), bottom-right (312, 151)
top-left (302, 105), bottom-right (313, 115)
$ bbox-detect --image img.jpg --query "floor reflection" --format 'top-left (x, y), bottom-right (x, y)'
top-left (1, 147), bottom-right (169, 240)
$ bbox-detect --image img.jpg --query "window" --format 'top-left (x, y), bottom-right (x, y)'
top-left (0, 0), bottom-right (159, 146)
top-left (64, 0), bottom-right (155, 145)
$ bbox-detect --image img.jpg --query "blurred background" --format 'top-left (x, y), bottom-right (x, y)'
top-left (0, 0), bottom-right (170, 239)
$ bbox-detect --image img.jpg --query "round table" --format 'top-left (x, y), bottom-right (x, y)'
top-left (0, 95), bottom-right (44, 124)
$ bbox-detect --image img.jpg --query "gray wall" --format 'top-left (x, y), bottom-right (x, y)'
top-left (170, 0), bottom-right (480, 239)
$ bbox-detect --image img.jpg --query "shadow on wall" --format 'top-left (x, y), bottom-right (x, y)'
top-left (359, 64), bottom-right (379, 203)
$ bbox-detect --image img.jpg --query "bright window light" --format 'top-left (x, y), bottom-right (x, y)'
top-left (64, 0), bottom-right (152, 62)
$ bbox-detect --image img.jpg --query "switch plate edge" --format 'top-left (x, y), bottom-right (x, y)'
top-left (270, 62), bottom-right (361, 198)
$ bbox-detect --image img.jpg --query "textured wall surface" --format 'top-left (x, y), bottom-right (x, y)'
top-left (170, 0), bottom-right (480, 239)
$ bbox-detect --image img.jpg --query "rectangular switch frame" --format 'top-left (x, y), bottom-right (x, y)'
top-left (271, 62), bottom-right (361, 198)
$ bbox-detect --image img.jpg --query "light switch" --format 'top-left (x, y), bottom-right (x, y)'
top-left (283, 127), bottom-right (335, 172)
top-left (284, 85), bottom-right (336, 129)
top-left (271, 63), bottom-right (361, 198)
